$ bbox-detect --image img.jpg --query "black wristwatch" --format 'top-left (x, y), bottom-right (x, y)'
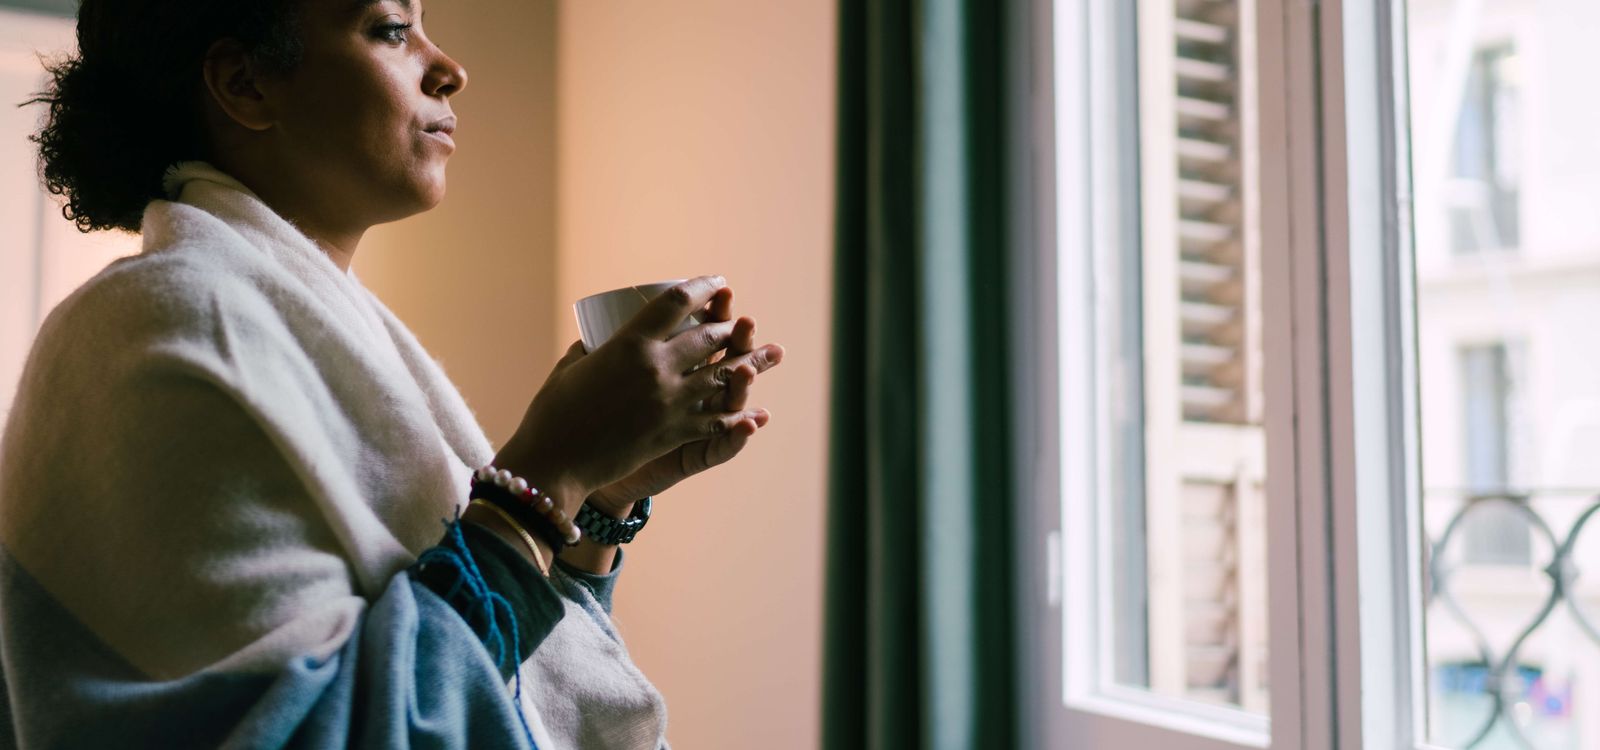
top-left (573, 497), bottom-right (652, 545)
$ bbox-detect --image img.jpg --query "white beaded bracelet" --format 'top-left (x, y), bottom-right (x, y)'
top-left (470, 465), bottom-right (581, 546)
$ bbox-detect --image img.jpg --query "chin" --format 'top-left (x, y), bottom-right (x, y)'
top-left (368, 181), bottom-right (446, 226)
top-left (388, 173), bottom-right (447, 218)
top-left (418, 181), bottom-right (447, 211)
top-left (414, 169), bottom-right (449, 210)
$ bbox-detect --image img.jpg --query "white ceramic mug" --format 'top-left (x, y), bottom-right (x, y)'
top-left (573, 280), bottom-right (705, 352)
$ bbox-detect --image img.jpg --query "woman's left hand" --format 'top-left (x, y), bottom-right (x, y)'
top-left (586, 292), bottom-right (784, 517)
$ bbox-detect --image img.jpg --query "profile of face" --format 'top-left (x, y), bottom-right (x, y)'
top-left (207, 0), bottom-right (468, 232)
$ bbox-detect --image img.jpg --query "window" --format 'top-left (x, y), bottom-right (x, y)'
top-left (1044, 0), bottom-right (1276, 744)
top-left (1412, 3), bottom-right (1600, 747)
top-left (1449, 47), bottom-right (1520, 254)
top-left (1455, 342), bottom-right (1530, 567)
top-left (1028, 0), bottom-right (1600, 748)
top-left (1108, 0), bottom-right (1271, 714)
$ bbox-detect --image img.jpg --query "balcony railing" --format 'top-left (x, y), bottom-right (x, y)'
top-left (1426, 489), bottom-right (1600, 749)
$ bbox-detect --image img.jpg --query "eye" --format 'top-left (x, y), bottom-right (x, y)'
top-left (372, 21), bottom-right (413, 45)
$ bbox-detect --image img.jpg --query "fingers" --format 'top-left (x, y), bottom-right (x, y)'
top-left (701, 317), bottom-right (755, 411)
top-left (552, 339), bottom-right (587, 372)
top-left (727, 317), bottom-right (755, 357)
top-left (707, 287), bottom-right (734, 323)
top-left (698, 289), bottom-right (737, 370)
top-left (723, 365), bottom-right (754, 412)
top-left (682, 343), bottom-right (784, 402)
top-left (690, 421), bottom-right (755, 472)
top-left (620, 275), bottom-right (728, 339)
top-left (682, 411), bottom-right (767, 473)
top-left (675, 408), bottom-right (769, 445)
top-left (666, 319), bottom-right (740, 371)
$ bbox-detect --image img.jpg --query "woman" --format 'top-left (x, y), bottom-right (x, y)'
top-left (0, 0), bottom-right (783, 747)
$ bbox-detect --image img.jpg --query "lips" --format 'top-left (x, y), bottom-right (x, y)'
top-left (423, 115), bottom-right (457, 135)
top-left (422, 116), bottom-right (457, 151)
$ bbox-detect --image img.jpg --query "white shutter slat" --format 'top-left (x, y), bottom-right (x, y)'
top-left (1174, 18), bottom-right (1229, 45)
top-left (1178, 218), bottom-right (1234, 244)
top-left (1174, 57), bottom-right (1233, 84)
top-left (1179, 259), bottom-right (1234, 285)
top-left (1178, 178), bottom-right (1233, 203)
top-left (1175, 95), bottom-right (1232, 123)
top-left (1177, 136), bottom-right (1233, 164)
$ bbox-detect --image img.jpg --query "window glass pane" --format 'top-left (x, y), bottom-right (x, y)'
top-left (1074, 0), bottom-right (1269, 716)
top-left (1405, 1), bottom-right (1600, 747)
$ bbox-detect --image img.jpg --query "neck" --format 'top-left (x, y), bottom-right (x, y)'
top-left (252, 186), bottom-right (366, 273)
top-left (208, 156), bottom-right (367, 272)
top-left (293, 219), bottom-right (363, 272)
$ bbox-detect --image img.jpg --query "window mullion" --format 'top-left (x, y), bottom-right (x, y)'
top-left (1312, 0), bottom-right (1426, 748)
top-left (1256, 0), bottom-right (1341, 747)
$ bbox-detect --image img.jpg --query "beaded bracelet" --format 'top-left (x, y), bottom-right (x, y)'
top-left (469, 465), bottom-right (582, 548)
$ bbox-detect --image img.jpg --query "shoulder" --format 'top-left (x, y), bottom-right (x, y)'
top-left (46, 250), bottom-right (271, 350)
top-left (26, 222), bottom-right (296, 390)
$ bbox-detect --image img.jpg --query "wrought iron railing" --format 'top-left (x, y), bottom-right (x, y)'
top-left (1426, 490), bottom-right (1600, 749)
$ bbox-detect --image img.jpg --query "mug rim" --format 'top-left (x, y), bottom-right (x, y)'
top-left (574, 279), bottom-right (688, 308)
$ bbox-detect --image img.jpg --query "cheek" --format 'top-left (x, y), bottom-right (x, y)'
top-left (368, 74), bottom-right (441, 174)
top-left (293, 63), bottom-right (409, 151)
top-left (291, 57), bottom-right (445, 202)
top-left (350, 79), bottom-right (415, 159)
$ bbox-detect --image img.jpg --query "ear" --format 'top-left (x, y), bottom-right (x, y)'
top-left (200, 39), bottom-right (276, 132)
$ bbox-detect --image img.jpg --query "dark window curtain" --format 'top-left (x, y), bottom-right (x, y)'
top-left (824, 0), bottom-right (1019, 747)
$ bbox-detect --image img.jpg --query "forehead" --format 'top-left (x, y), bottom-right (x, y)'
top-left (327, 0), bottom-right (418, 17)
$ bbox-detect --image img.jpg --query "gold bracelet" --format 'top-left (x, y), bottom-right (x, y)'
top-left (468, 499), bottom-right (549, 575)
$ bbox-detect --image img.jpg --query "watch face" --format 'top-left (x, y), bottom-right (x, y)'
top-left (634, 497), bottom-right (652, 521)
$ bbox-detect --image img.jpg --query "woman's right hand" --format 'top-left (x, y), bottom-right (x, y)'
top-left (492, 275), bottom-right (768, 511)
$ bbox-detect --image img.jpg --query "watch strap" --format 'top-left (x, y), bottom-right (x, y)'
top-left (574, 497), bottom-right (652, 545)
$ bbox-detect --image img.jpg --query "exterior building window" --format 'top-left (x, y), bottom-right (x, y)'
top-left (1450, 46), bottom-right (1521, 254)
top-left (1456, 342), bottom-right (1530, 566)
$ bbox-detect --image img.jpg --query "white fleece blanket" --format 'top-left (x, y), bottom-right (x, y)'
top-left (0, 162), bottom-right (666, 747)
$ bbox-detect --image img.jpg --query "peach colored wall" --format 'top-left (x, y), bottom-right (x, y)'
top-left (557, 2), bottom-right (836, 748)
top-left (358, 0), bottom-right (560, 447)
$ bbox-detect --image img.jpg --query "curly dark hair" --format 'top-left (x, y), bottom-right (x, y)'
top-left (27, 0), bottom-right (305, 233)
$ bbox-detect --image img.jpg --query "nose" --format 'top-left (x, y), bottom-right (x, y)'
top-left (424, 46), bottom-right (468, 98)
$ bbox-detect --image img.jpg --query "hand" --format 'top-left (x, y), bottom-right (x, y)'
top-left (494, 276), bottom-right (770, 511)
top-left (588, 297), bottom-right (785, 517)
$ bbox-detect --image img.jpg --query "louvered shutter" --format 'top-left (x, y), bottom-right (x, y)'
top-left (1138, 0), bottom-right (1268, 711)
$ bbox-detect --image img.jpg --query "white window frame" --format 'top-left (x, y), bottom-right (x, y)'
top-left (1019, 1), bottom-right (1433, 748)
top-left (1313, 0), bottom-right (1429, 747)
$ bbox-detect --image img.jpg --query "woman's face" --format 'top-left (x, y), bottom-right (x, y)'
top-left (263, 0), bottom-right (467, 225)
